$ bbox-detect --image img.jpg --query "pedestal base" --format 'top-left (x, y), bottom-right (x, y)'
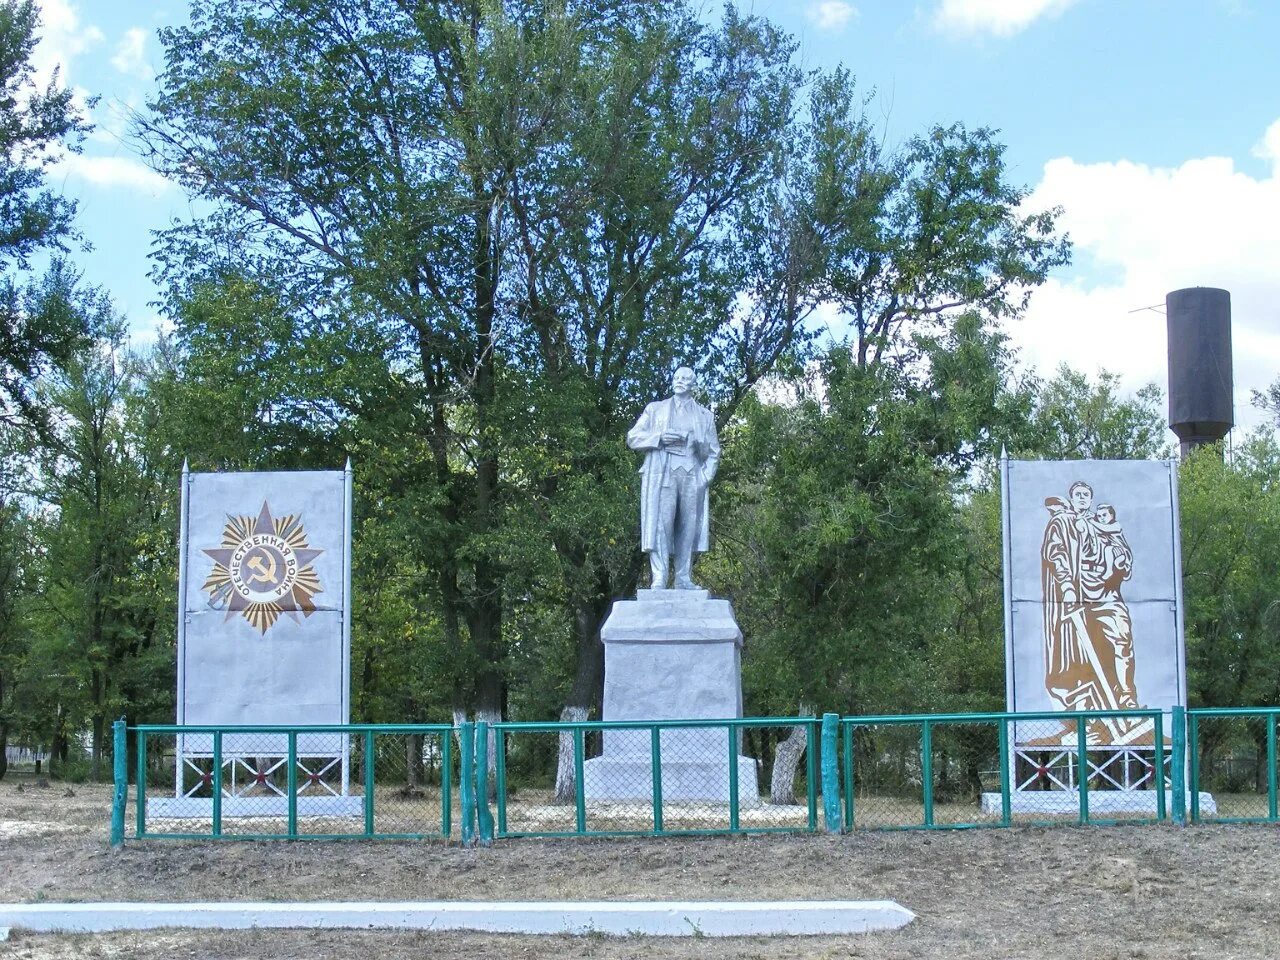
top-left (583, 755), bottom-right (760, 807)
top-left (584, 589), bottom-right (758, 805)
top-left (979, 790), bottom-right (1217, 816)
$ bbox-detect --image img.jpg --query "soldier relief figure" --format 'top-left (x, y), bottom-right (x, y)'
top-left (1037, 480), bottom-right (1152, 746)
top-left (628, 366), bottom-right (720, 590)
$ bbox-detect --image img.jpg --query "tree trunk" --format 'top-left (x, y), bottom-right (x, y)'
top-left (405, 734), bottom-right (423, 789)
top-left (554, 705), bottom-right (589, 804)
top-left (0, 673), bottom-right (7, 780)
top-left (769, 705), bottom-right (813, 806)
top-left (554, 589), bottom-right (611, 803)
top-left (476, 706), bottom-right (499, 800)
top-left (92, 716), bottom-right (104, 781)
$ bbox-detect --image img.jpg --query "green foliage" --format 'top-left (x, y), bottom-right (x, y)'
top-left (714, 340), bottom-right (1009, 716)
top-left (1014, 365), bottom-right (1169, 460)
top-left (13, 334), bottom-right (178, 778)
top-left (1180, 437), bottom-right (1280, 708)
top-left (4, 0), bottom-right (1279, 770)
top-left (0, 1), bottom-right (98, 433)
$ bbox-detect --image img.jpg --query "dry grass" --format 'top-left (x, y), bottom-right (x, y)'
top-left (1, 776), bottom-right (1276, 958)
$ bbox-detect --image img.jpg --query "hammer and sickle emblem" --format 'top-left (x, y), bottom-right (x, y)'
top-left (246, 552), bottom-right (278, 586)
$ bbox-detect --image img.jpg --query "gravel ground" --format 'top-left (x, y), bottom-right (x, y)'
top-left (1, 778), bottom-right (1275, 958)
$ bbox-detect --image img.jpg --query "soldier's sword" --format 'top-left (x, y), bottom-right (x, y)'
top-left (1062, 602), bottom-right (1124, 741)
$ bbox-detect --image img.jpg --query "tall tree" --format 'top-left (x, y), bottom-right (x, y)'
top-left (21, 334), bottom-right (177, 779)
top-left (1014, 365), bottom-right (1168, 460)
top-left (0, 0), bottom-right (96, 432)
top-left (1180, 435), bottom-right (1280, 709)
top-left (137, 0), bottom-right (806, 732)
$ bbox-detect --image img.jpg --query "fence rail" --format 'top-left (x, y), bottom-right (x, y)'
top-left (1187, 707), bottom-right (1280, 824)
top-left (108, 707), bottom-right (1280, 845)
top-left (486, 717), bottom-right (821, 839)
top-left (127, 723), bottom-right (457, 842)
top-left (841, 708), bottom-right (1167, 831)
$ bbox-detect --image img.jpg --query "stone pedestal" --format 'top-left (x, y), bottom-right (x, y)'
top-left (582, 589), bottom-right (759, 806)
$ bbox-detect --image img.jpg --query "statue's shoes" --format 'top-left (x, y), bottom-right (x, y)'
top-left (674, 580), bottom-right (702, 590)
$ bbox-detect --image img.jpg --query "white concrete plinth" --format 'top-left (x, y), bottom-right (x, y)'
top-left (582, 755), bottom-right (760, 807)
top-left (584, 589), bottom-right (759, 805)
top-left (979, 791), bottom-right (1217, 816)
top-left (149, 795), bottom-right (365, 819)
top-left (0, 900), bottom-right (916, 937)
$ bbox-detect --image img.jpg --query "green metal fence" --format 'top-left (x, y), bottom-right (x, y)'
top-left (1188, 707), bottom-right (1280, 824)
top-left (841, 708), bottom-right (1168, 830)
top-left (127, 723), bottom-right (456, 841)
top-left (113, 707), bottom-right (1280, 844)
top-left (487, 717), bottom-right (822, 838)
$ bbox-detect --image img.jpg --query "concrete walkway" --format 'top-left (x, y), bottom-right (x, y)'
top-left (0, 899), bottom-right (914, 937)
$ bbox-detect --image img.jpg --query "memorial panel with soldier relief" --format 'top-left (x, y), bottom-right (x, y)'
top-left (994, 456), bottom-right (1191, 813)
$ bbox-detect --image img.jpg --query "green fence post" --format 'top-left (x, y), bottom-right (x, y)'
top-left (805, 720), bottom-right (818, 833)
top-left (921, 720), bottom-right (934, 827)
top-left (459, 723), bottom-right (475, 845)
top-left (1170, 706), bottom-right (1186, 826)
top-left (1153, 712), bottom-right (1166, 822)
top-left (728, 723), bottom-right (740, 832)
top-left (650, 726), bottom-right (664, 835)
top-left (1268, 714), bottom-right (1278, 823)
top-left (212, 731), bottom-right (223, 838)
top-left (110, 719), bottom-right (127, 848)
top-left (842, 722), bottom-right (855, 832)
top-left (134, 729), bottom-right (147, 839)
top-left (1076, 715), bottom-right (1089, 825)
top-left (474, 720), bottom-right (493, 847)
top-left (820, 713), bottom-right (841, 834)
top-left (441, 732), bottom-right (453, 838)
top-left (495, 728), bottom-right (508, 837)
top-left (286, 732), bottom-right (298, 839)
top-left (1188, 711), bottom-right (1201, 824)
top-left (363, 730), bottom-right (376, 837)
top-left (998, 716), bottom-right (1012, 827)
top-left (572, 727), bottom-right (586, 835)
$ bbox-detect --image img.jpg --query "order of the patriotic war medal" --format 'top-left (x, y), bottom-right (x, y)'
top-left (202, 502), bottom-right (324, 634)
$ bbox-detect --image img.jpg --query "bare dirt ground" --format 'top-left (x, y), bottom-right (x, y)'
top-left (1, 777), bottom-right (1276, 959)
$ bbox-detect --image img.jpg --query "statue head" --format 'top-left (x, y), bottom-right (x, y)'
top-left (672, 366), bottom-right (696, 397)
top-left (1069, 480), bottom-right (1094, 512)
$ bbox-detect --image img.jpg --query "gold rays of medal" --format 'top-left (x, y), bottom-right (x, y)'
top-left (201, 502), bottom-right (325, 634)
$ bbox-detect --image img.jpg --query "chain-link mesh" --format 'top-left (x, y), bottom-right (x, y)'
top-left (843, 723), bottom-right (927, 828)
top-left (844, 711), bottom-right (1168, 829)
top-left (128, 711), bottom-right (1200, 841)
top-left (1191, 713), bottom-right (1273, 821)
top-left (364, 729), bottom-right (457, 837)
top-left (135, 726), bottom-right (454, 839)
top-left (491, 720), bottom-right (819, 837)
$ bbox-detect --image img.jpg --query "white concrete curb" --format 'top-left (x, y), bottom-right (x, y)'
top-left (0, 900), bottom-right (915, 937)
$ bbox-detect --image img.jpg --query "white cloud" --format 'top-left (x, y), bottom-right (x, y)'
top-left (30, 0), bottom-right (103, 85)
top-left (933, 0), bottom-right (1077, 37)
top-left (1253, 118), bottom-right (1280, 176)
top-left (110, 27), bottom-right (152, 80)
top-left (53, 153), bottom-right (171, 195)
top-left (1010, 125), bottom-right (1280, 435)
top-left (806, 1), bottom-right (858, 31)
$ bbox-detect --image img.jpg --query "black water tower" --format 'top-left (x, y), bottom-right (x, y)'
top-left (1166, 286), bottom-right (1233, 457)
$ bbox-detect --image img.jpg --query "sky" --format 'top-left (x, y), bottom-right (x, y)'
top-left (30, 0), bottom-right (1280, 439)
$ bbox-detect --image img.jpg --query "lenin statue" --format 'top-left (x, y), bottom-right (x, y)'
top-left (627, 366), bottom-right (721, 590)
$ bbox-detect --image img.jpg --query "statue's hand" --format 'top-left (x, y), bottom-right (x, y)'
top-left (660, 431), bottom-right (686, 447)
